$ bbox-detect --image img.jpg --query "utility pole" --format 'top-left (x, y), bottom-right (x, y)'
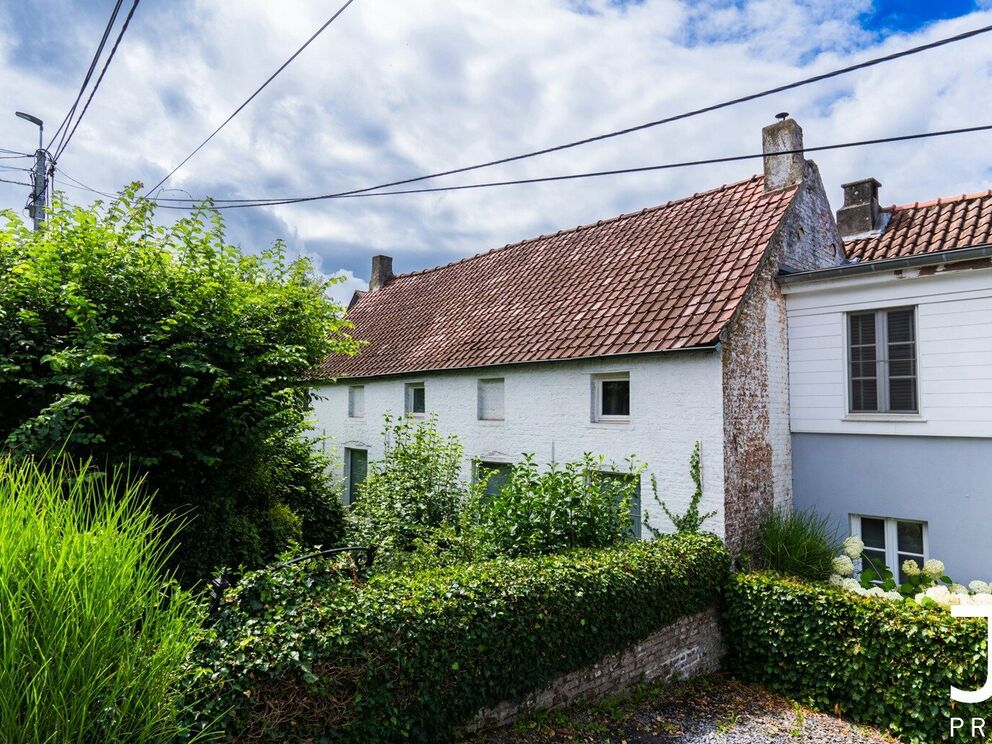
top-left (15, 111), bottom-right (46, 231)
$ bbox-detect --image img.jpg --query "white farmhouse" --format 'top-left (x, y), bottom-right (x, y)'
top-left (784, 180), bottom-right (992, 580)
top-left (313, 118), bottom-right (845, 556)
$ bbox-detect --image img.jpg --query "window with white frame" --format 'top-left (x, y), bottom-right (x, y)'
top-left (344, 448), bottom-right (368, 505)
top-left (477, 378), bottom-right (505, 421)
top-left (405, 382), bottom-right (426, 416)
top-left (592, 373), bottom-right (630, 422)
top-left (848, 307), bottom-right (918, 414)
top-left (347, 385), bottom-right (365, 418)
top-left (851, 515), bottom-right (927, 583)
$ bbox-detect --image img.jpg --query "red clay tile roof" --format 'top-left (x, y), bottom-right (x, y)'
top-left (845, 189), bottom-right (992, 262)
top-left (321, 175), bottom-right (798, 379)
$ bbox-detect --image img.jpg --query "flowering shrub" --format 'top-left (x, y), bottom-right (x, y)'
top-left (827, 536), bottom-right (992, 608)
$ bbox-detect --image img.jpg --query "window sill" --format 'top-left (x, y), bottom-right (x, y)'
top-left (589, 419), bottom-right (631, 426)
top-left (843, 413), bottom-right (926, 423)
top-left (477, 418), bottom-right (505, 425)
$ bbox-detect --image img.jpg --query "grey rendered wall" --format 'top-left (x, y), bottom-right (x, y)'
top-left (792, 433), bottom-right (992, 581)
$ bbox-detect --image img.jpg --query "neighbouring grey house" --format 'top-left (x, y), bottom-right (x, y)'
top-left (314, 118), bottom-right (992, 580)
top-left (784, 180), bottom-right (992, 581)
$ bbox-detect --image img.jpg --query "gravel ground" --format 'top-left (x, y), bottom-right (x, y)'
top-left (465, 675), bottom-right (896, 744)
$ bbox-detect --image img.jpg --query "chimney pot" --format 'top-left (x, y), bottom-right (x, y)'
top-left (369, 254), bottom-right (394, 291)
top-left (762, 117), bottom-right (805, 192)
top-left (837, 178), bottom-right (882, 238)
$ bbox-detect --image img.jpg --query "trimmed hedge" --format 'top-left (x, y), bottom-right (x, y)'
top-left (181, 533), bottom-right (729, 742)
top-left (723, 572), bottom-right (992, 743)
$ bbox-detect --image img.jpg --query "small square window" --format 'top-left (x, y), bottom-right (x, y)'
top-left (405, 383), bottom-right (425, 416)
top-left (592, 373), bottom-right (630, 422)
top-left (478, 378), bottom-right (505, 421)
top-left (348, 385), bottom-right (365, 418)
top-left (851, 514), bottom-right (928, 584)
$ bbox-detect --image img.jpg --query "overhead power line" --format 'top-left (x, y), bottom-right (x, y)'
top-left (143, 0), bottom-right (359, 198)
top-left (0, 177), bottom-right (32, 187)
top-left (48, 0), bottom-right (125, 154)
top-left (153, 22), bottom-right (992, 209)
top-left (54, 0), bottom-right (141, 162)
top-left (143, 124), bottom-right (992, 210)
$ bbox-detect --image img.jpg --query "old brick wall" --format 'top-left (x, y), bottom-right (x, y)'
top-left (722, 161), bottom-right (843, 558)
top-left (465, 608), bottom-right (723, 733)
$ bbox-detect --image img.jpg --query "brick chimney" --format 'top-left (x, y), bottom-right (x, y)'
top-left (836, 178), bottom-right (882, 238)
top-left (762, 115), bottom-right (805, 192)
top-left (369, 254), bottom-right (393, 291)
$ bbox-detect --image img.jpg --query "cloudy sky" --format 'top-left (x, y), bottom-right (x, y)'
top-left (1, 0), bottom-right (990, 303)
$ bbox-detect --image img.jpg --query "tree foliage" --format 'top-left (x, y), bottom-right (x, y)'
top-left (0, 189), bottom-right (359, 578)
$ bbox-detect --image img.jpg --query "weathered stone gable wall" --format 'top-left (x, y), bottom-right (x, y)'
top-left (722, 162), bottom-right (843, 557)
top-left (465, 608), bottom-right (723, 733)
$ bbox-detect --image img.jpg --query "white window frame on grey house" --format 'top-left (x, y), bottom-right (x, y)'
top-left (850, 514), bottom-right (928, 584)
top-left (344, 447), bottom-right (368, 505)
top-left (846, 306), bottom-right (919, 415)
top-left (405, 382), bottom-right (426, 417)
top-left (591, 372), bottom-right (630, 423)
top-left (347, 385), bottom-right (365, 418)
top-left (477, 378), bottom-right (505, 421)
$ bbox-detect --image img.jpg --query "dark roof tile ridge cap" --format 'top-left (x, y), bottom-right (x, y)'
top-left (388, 174), bottom-right (769, 281)
top-left (885, 188), bottom-right (992, 213)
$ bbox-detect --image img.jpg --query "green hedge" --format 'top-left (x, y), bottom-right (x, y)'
top-left (181, 533), bottom-right (729, 742)
top-left (723, 572), bottom-right (992, 743)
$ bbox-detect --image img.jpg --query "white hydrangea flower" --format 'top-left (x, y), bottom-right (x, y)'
top-left (902, 559), bottom-right (921, 577)
top-left (828, 574), bottom-right (843, 587)
top-left (842, 536), bottom-right (865, 559)
top-left (969, 580), bottom-right (990, 594)
top-left (922, 585), bottom-right (961, 608)
top-left (833, 555), bottom-right (855, 577)
top-left (971, 593), bottom-right (992, 606)
top-left (841, 578), bottom-right (861, 593)
top-left (951, 583), bottom-right (969, 595)
top-left (884, 591), bottom-right (903, 601)
top-left (867, 586), bottom-right (885, 597)
top-left (923, 559), bottom-right (945, 579)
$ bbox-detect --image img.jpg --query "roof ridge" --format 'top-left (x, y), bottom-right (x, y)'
top-left (388, 174), bottom-right (766, 282)
top-left (885, 187), bottom-right (992, 212)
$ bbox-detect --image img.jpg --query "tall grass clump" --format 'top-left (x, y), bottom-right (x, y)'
top-left (758, 507), bottom-right (839, 581)
top-left (0, 456), bottom-right (204, 743)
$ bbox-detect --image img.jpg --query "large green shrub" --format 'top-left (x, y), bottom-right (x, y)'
top-left (471, 453), bottom-right (641, 558)
top-left (0, 191), bottom-right (358, 578)
top-left (181, 533), bottom-right (729, 742)
top-left (0, 456), bottom-right (203, 743)
top-left (723, 572), bottom-right (992, 743)
top-left (755, 507), bottom-right (838, 580)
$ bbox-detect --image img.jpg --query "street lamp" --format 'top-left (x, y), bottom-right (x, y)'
top-left (15, 111), bottom-right (43, 150)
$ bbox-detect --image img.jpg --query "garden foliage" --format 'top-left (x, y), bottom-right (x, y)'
top-left (0, 191), bottom-right (358, 577)
top-left (181, 533), bottom-right (730, 742)
top-left (724, 572), bottom-right (992, 743)
top-left (643, 441), bottom-right (715, 536)
top-left (756, 507), bottom-right (838, 581)
top-left (0, 456), bottom-right (202, 743)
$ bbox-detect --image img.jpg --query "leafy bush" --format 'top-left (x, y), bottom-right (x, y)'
top-left (723, 572), bottom-right (992, 743)
top-left (471, 453), bottom-right (641, 558)
top-left (0, 456), bottom-right (203, 743)
top-left (755, 507), bottom-right (838, 580)
top-left (181, 533), bottom-right (730, 742)
top-left (347, 414), bottom-right (469, 570)
top-left (0, 192), bottom-right (357, 578)
top-left (644, 441), bottom-right (716, 535)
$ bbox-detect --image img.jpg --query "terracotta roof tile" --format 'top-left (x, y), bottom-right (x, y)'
top-left (846, 189), bottom-right (992, 262)
top-left (321, 175), bottom-right (797, 379)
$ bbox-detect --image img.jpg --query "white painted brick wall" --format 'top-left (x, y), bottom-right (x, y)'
top-left (765, 295), bottom-right (793, 509)
top-left (312, 351), bottom-right (727, 538)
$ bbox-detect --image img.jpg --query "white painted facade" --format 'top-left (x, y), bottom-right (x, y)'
top-left (312, 350), bottom-right (728, 539)
top-left (784, 264), bottom-right (992, 439)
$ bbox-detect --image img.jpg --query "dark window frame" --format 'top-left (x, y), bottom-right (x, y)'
top-left (344, 447), bottom-right (368, 505)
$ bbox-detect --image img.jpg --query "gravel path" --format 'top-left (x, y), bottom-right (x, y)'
top-left (466, 675), bottom-right (895, 744)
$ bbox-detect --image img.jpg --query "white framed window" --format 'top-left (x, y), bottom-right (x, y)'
top-left (477, 378), bottom-right (505, 421)
top-left (348, 385), bottom-right (365, 418)
top-left (847, 307), bottom-right (918, 414)
top-left (592, 373), bottom-right (630, 422)
top-left (474, 460), bottom-right (513, 497)
top-left (344, 448), bottom-right (368, 505)
top-left (405, 382), bottom-right (425, 416)
top-left (850, 514), bottom-right (928, 583)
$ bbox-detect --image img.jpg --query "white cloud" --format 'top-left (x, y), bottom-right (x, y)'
top-left (0, 1), bottom-right (990, 284)
top-left (326, 269), bottom-right (367, 307)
